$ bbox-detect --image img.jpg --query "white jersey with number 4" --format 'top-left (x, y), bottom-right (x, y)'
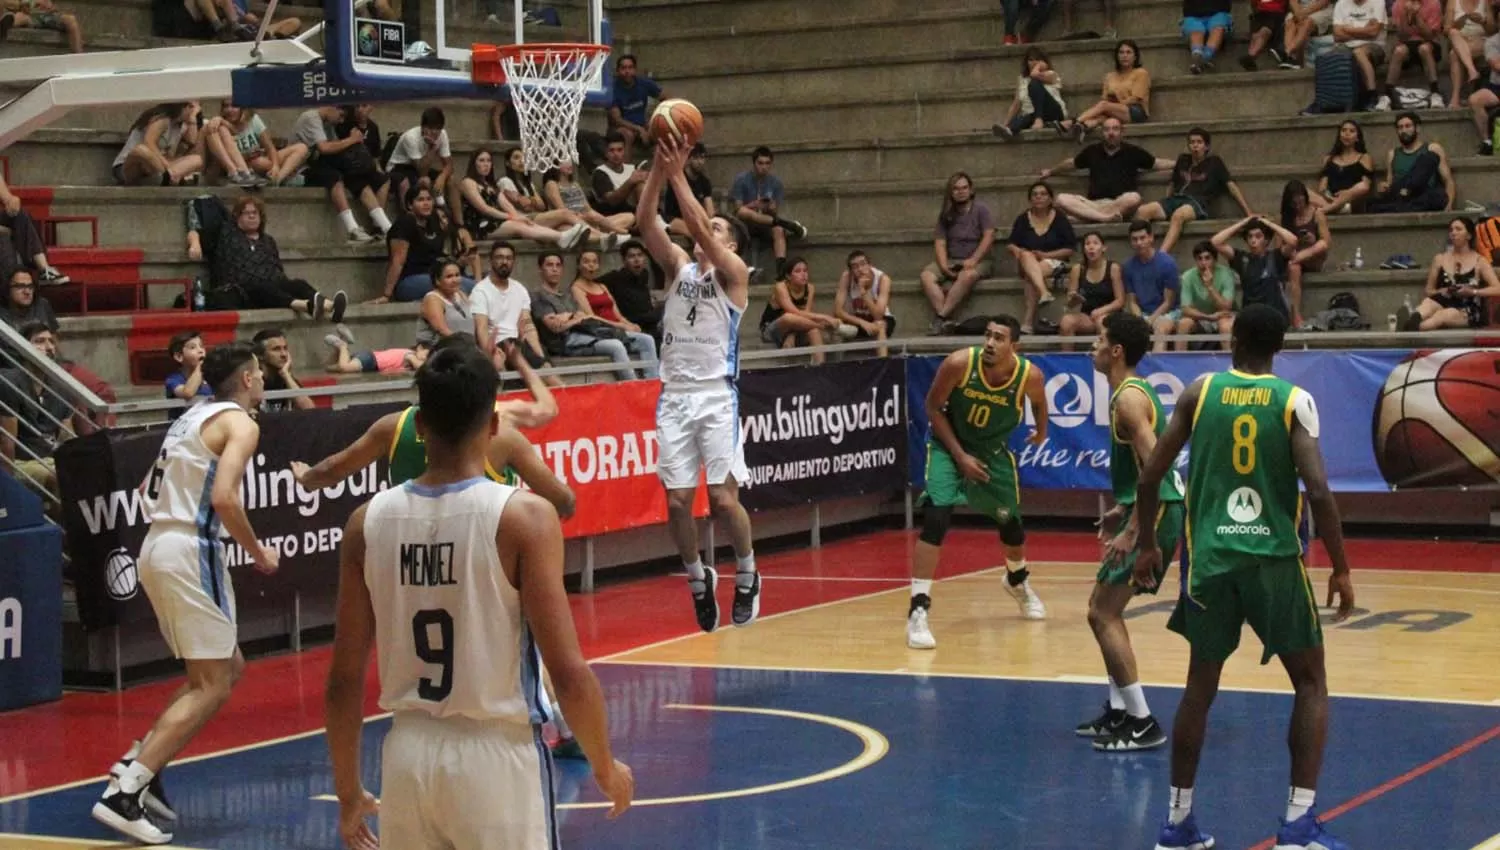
top-left (142, 400), bottom-right (242, 530)
top-left (363, 476), bottom-right (547, 725)
top-left (660, 262), bottom-right (743, 389)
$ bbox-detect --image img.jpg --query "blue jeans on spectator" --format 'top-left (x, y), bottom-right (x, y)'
top-left (1007, 78), bottom-right (1068, 134)
top-left (1001, 0), bottom-right (1054, 38)
top-left (394, 273), bottom-right (477, 302)
top-left (562, 330), bottom-right (659, 381)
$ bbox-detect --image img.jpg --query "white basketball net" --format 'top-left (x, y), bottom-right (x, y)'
top-left (501, 45), bottom-right (610, 173)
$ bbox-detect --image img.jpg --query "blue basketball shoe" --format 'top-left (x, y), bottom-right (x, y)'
top-left (1154, 814), bottom-right (1216, 849)
top-left (1273, 810), bottom-right (1349, 850)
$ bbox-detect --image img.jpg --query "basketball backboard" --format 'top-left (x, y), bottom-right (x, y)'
top-left (324, 0), bottom-right (611, 107)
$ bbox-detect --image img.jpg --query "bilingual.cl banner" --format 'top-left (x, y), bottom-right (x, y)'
top-left (736, 358), bottom-right (908, 511)
top-left (906, 348), bottom-right (1499, 494)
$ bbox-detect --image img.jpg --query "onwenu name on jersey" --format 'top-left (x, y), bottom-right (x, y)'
top-left (399, 542), bottom-right (458, 587)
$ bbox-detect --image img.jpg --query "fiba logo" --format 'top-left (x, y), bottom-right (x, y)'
top-left (1226, 487), bottom-right (1263, 523)
top-left (1372, 349), bottom-right (1500, 489)
top-left (1046, 373), bottom-right (1094, 428)
top-left (105, 547), bottom-right (140, 601)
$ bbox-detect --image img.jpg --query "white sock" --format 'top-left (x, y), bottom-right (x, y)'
top-left (116, 760), bottom-right (154, 795)
top-left (551, 702), bottom-right (573, 740)
top-left (1286, 786), bottom-right (1316, 822)
top-left (369, 207), bottom-right (393, 233)
top-left (683, 559), bottom-right (706, 582)
top-left (337, 208), bottom-right (358, 232)
top-left (1168, 786), bottom-right (1193, 825)
top-left (1107, 677), bottom-right (1125, 711)
top-left (911, 578), bottom-right (933, 599)
top-left (735, 552), bottom-right (757, 588)
top-left (1120, 682), bottom-right (1150, 719)
top-left (122, 739), bottom-right (142, 762)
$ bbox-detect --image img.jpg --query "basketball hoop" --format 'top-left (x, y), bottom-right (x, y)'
top-left (472, 42), bottom-right (610, 173)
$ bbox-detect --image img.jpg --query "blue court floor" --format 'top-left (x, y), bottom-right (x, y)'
top-left (3, 663), bottom-right (1497, 849)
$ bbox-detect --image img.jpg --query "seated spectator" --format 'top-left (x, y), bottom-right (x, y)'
top-left (52, 325), bottom-right (115, 431)
top-left (232, 0), bottom-right (298, 38)
top-left (597, 239), bottom-right (663, 342)
top-left (1311, 120), bottom-right (1376, 214)
top-left (1399, 216), bottom-right (1500, 329)
top-left (498, 146), bottom-right (551, 217)
top-left (163, 329), bottom-right (213, 420)
top-left (0, 172), bottom-right (69, 284)
top-left (663, 143), bottom-right (715, 238)
top-left (207, 101), bottom-right (309, 187)
top-left (1448, 0), bottom-right (1493, 108)
top-left (1467, 29), bottom-right (1500, 153)
top-left (1135, 127), bottom-right (1254, 253)
top-left (1212, 216), bottom-right (1300, 324)
top-left (387, 107), bottom-right (458, 216)
top-left (1042, 116), bottom-right (1172, 223)
top-left (1058, 232), bottom-right (1125, 346)
top-left (530, 251), bottom-right (658, 382)
top-left (571, 249), bottom-right (659, 362)
top-left (1333, 0), bottom-right (1388, 110)
top-left (1000, 0), bottom-right (1055, 44)
top-left (1121, 220), bottom-right (1180, 351)
top-left (1280, 180), bottom-right (1331, 328)
top-left (1383, 0), bottom-right (1444, 108)
top-left (543, 161), bottom-right (634, 237)
top-left (199, 102), bottom-right (268, 189)
top-left (1008, 182), bottom-right (1077, 333)
top-left (417, 257), bottom-right (475, 348)
top-left (1181, 0), bottom-right (1233, 73)
top-left (2, 269), bottom-right (57, 331)
top-left (153, 0), bottom-right (254, 41)
top-left (1241, 0), bottom-right (1291, 70)
top-left (834, 250), bottom-right (895, 356)
top-left (458, 148), bottom-right (591, 270)
top-left (251, 328), bottom-right (315, 412)
top-left (759, 259), bottom-right (844, 363)
top-left (1368, 111), bottom-right (1454, 213)
top-left (607, 54), bottom-right (664, 155)
top-left (186, 195), bottom-right (348, 321)
top-left (921, 172), bottom-right (996, 334)
top-left (592, 133), bottom-right (646, 218)
top-left (992, 48), bottom-right (1075, 141)
top-left (731, 147), bottom-right (807, 281)
top-left (1059, 0), bottom-right (1116, 40)
top-left (1072, 41), bottom-right (1152, 137)
top-left (324, 330), bottom-right (430, 375)
top-left (382, 185), bottom-right (472, 303)
top-left (336, 103), bottom-right (384, 165)
top-left (0, 320), bottom-right (84, 513)
top-left (0, 0), bottom-right (82, 52)
top-left (1283, 0), bottom-right (1336, 69)
top-left (113, 102), bottom-right (203, 186)
top-left (1174, 240), bottom-right (1237, 350)
top-left (294, 105), bottom-right (392, 243)
top-left (470, 241), bottom-right (563, 385)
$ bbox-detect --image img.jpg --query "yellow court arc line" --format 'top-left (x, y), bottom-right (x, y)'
top-left (310, 703), bottom-right (889, 811)
top-left (1471, 833), bottom-right (1500, 850)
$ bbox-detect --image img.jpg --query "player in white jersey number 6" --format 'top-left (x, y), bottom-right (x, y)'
top-left (635, 135), bottom-right (762, 633)
top-left (325, 343), bottom-right (633, 850)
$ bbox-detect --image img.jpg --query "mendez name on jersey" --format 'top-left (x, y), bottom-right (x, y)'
top-left (399, 542), bottom-right (458, 587)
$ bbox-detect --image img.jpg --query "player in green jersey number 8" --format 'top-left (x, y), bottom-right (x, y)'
top-left (908, 315), bottom-right (1049, 650)
top-left (1132, 304), bottom-right (1356, 850)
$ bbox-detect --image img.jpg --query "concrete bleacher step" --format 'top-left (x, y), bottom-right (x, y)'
top-left (608, 0), bottom-right (995, 33)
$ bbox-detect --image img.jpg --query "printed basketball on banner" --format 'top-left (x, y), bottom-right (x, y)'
top-left (1372, 348), bottom-right (1500, 489)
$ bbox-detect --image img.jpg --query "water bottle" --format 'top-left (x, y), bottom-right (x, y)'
top-left (191, 276), bottom-right (206, 311)
top-left (1353, 247), bottom-right (1364, 270)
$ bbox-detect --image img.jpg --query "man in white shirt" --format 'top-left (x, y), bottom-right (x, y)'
top-left (387, 106), bottom-right (457, 215)
top-left (591, 133), bottom-right (647, 217)
top-left (1333, 0), bottom-right (1388, 110)
top-left (469, 241), bottom-right (563, 387)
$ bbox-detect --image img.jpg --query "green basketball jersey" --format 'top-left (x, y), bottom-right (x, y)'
top-left (387, 405), bottom-right (518, 487)
top-left (944, 349), bottom-right (1030, 456)
top-left (1109, 376), bottom-right (1184, 506)
top-left (1185, 370), bottom-right (1306, 571)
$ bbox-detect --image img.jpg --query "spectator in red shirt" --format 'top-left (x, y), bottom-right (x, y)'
top-left (1384, 0), bottom-right (1445, 108)
top-left (1241, 0), bottom-right (1292, 69)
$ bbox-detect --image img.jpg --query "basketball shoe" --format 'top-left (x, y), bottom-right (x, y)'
top-left (1274, 810), bottom-right (1349, 850)
top-left (1154, 814), bottom-right (1215, 849)
top-left (111, 742), bottom-right (175, 825)
top-left (1074, 703), bottom-right (1127, 737)
top-left (1092, 714), bottom-right (1167, 752)
top-left (906, 598), bottom-right (936, 649)
top-left (731, 571), bottom-right (761, 627)
top-left (690, 566), bottom-right (720, 633)
top-left (1004, 576), bottom-right (1046, 619)
top-left (92, 780), bottom-right (173, 845)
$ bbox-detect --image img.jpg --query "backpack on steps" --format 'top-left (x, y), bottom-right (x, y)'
top-left (1475, 216), bottom-right (1500, 263)
top-left (1308, 46), bottom-right (1360, 113)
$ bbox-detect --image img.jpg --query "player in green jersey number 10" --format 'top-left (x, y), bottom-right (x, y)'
top-left (908, 315), bottom-right (1049, 650)
top-left (1132, 304), bottom-right (1356, 850)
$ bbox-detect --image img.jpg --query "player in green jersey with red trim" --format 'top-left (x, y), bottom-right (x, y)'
top-left (1133, 304), bottom-right (1356, 850)
top-left (908, 315), bottom-right (1049, 650)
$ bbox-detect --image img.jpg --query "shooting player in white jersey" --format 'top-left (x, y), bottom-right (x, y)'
top-left (93, 342), bottom-right (279, 846)
top-left (325, 343), bottom-right (634, 850)
top-left (635, 136), bottom-right (762, 634)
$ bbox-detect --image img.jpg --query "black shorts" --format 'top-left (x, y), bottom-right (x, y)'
top-left (853, 315), bottom-right (897, 339)
top-left (1249, 10), bottom-right (1285, 42)
top-left (305, 159), bottom-right (388, 196)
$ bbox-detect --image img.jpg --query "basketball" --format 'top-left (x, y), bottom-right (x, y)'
top-left (650, 98), bottom-right (704, 147)
top-left (1371, 348), bottom-right (1500, 489)
top-left (105, 547), bottom-right (140, 601)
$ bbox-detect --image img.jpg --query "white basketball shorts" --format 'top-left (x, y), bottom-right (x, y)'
top-left (656, 383), bottom-right (748, 490)
top-left (138, 527), bottom-right (238, 660)
top-left (380, 712), bottom-right (558, 850)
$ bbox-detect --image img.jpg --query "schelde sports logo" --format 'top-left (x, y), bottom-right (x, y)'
top-left (1218, 487), bottom-right (1271, 535)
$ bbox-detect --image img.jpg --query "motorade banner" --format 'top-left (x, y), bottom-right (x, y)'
top-left (736, 359), bottom-right (908, 510)
top-left (905, 349), bottom-right (1494, 494)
